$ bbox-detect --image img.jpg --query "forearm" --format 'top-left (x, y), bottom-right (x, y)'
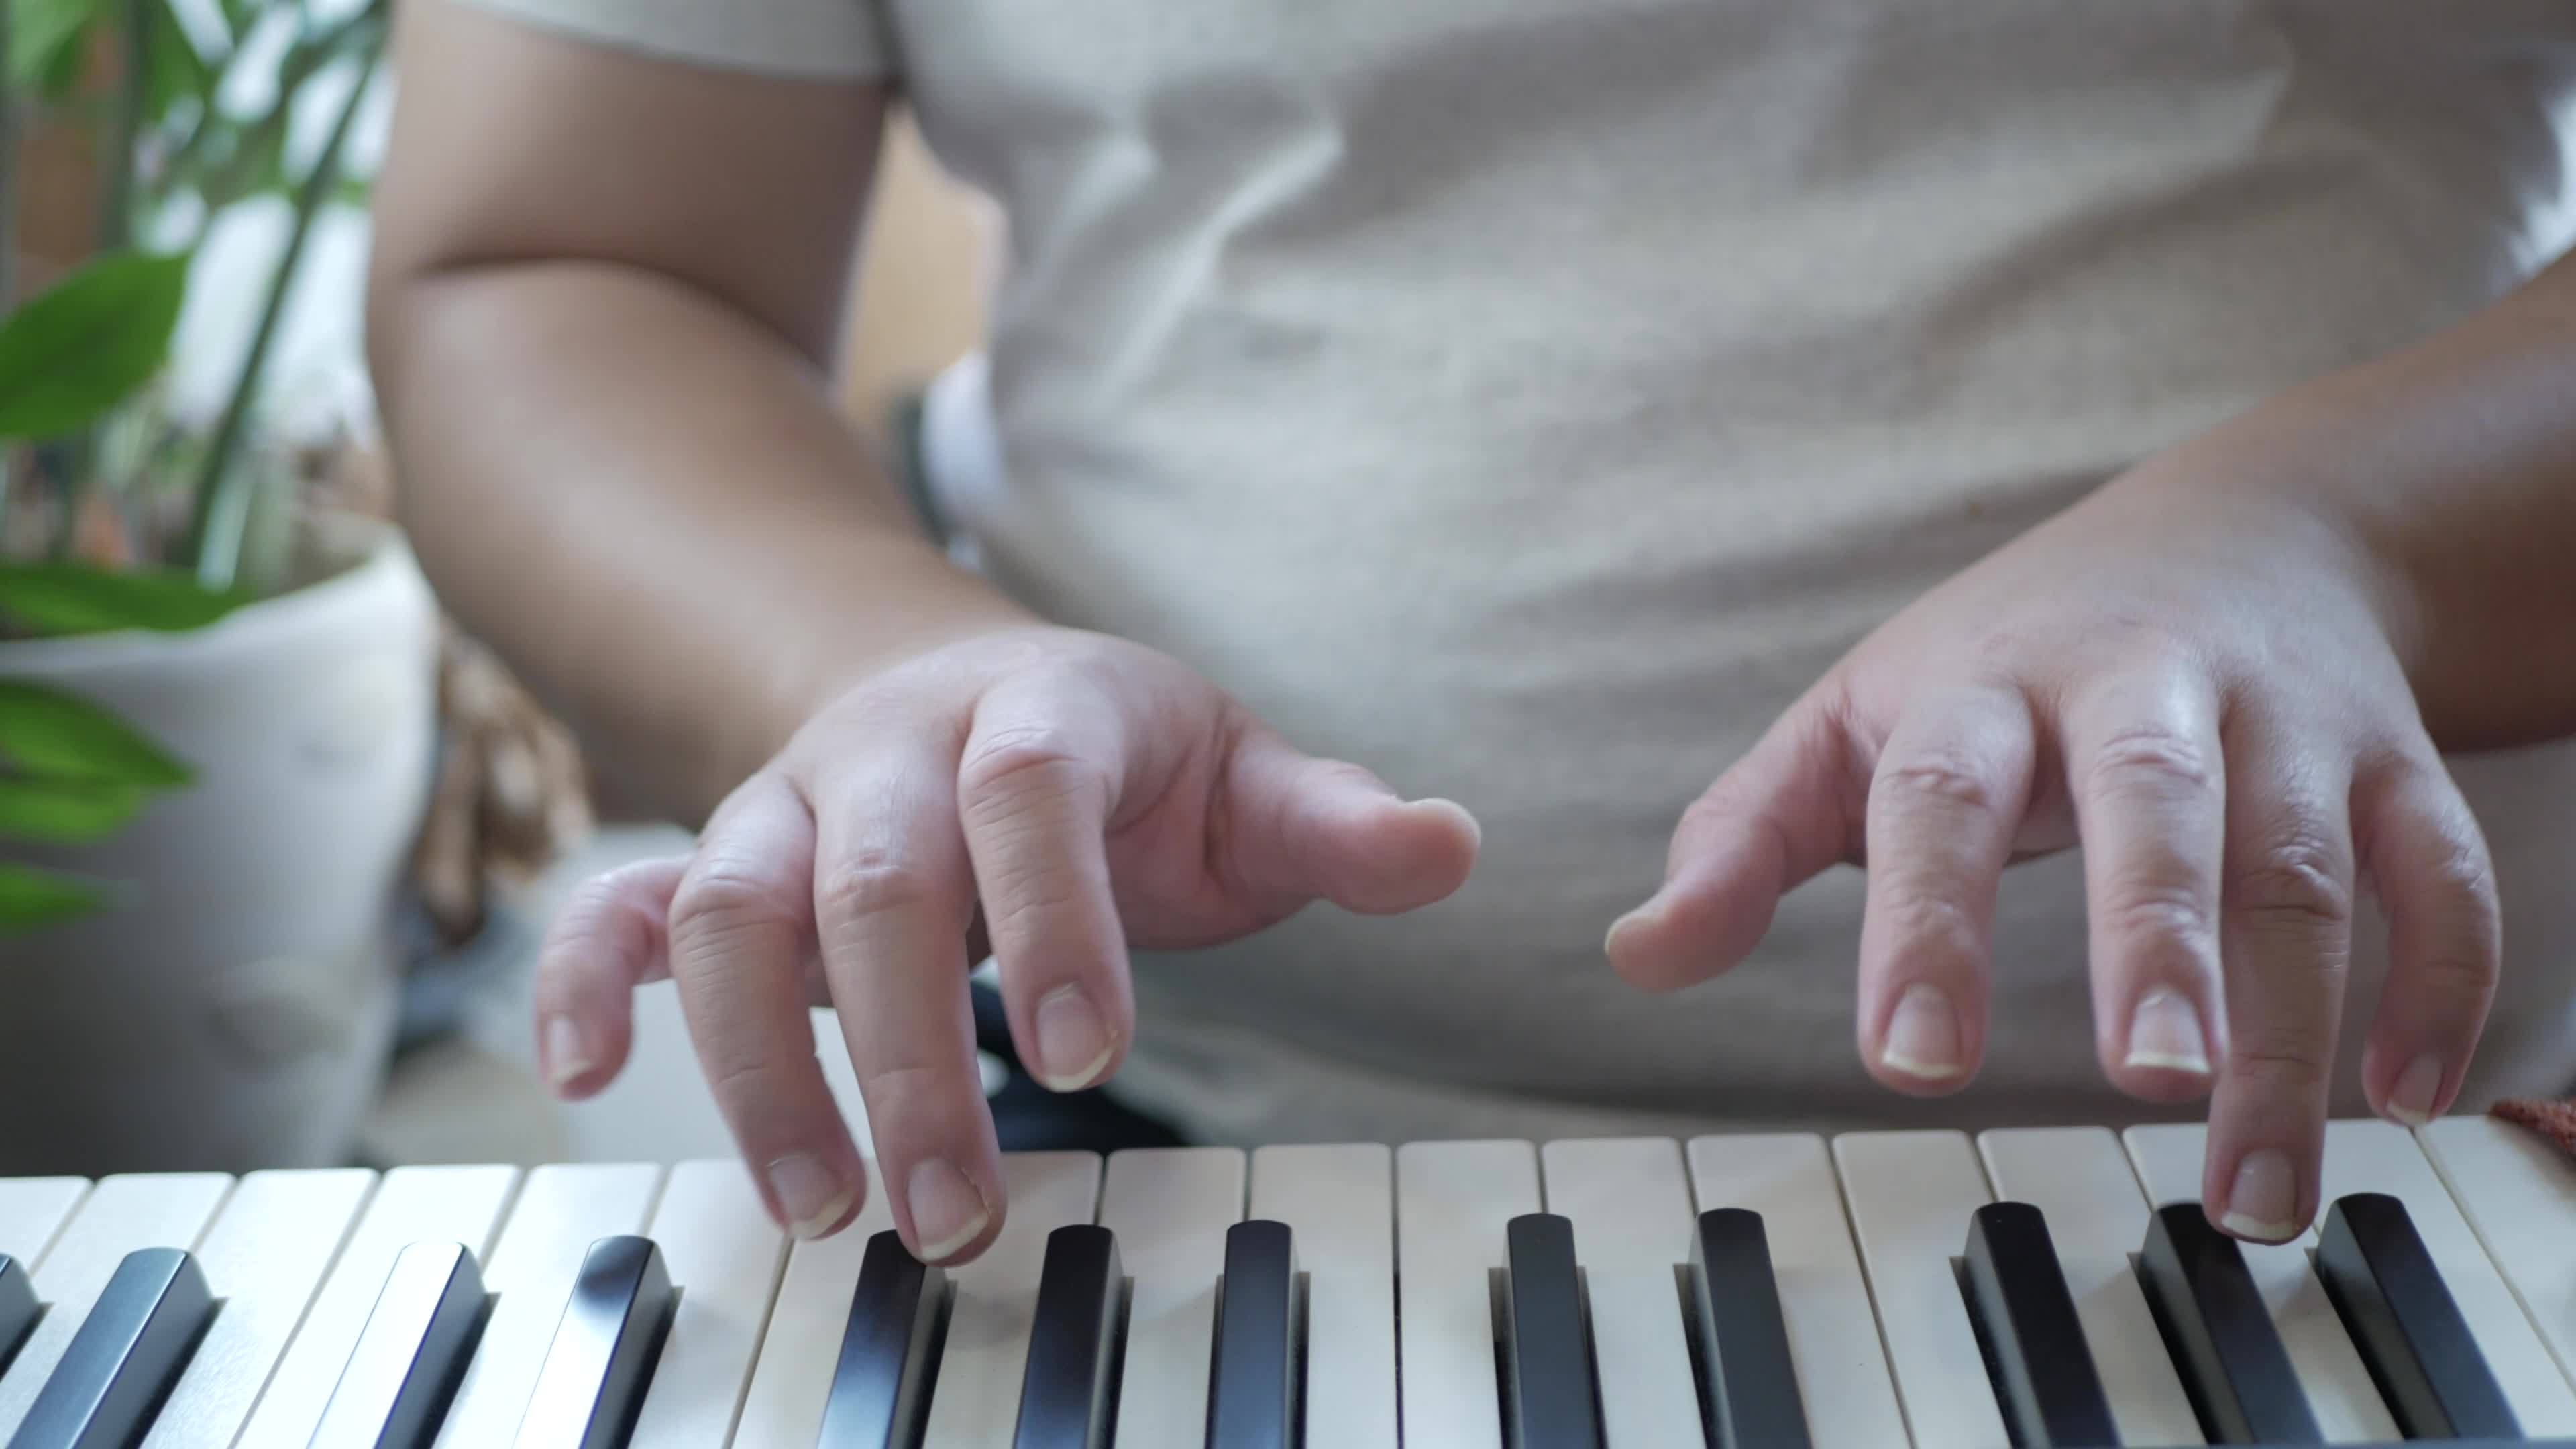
top-left (2142, 247), bottom-right (2576, 751)
top-left (374, 260), bottom-right (1036, 824)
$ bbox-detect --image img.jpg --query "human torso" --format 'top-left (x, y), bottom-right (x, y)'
top-left (893, 0), bottom-right (2576, 1143)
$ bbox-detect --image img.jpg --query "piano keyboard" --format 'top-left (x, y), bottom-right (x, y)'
top-left (1, 1116), bottom-right (2572, 1448)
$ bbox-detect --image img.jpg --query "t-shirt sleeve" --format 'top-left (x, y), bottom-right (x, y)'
top-left (452, 0), bottom-right (894, 81)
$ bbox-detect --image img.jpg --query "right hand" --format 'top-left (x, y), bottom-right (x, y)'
top-left (529, 626), bottom-right (1481, 1262)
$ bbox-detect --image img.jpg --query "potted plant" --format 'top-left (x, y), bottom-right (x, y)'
top-left (0, 0), bottom-right (440, 1176)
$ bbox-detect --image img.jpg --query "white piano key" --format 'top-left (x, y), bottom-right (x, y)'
top-left (1247, 1144), bottom-right (1394, 1449)
top-left (433, 1163), bottom-right (665, 1448)
top-left (2420, 1115), bottom-right (2576, 1401)
top-left (0, 1179), bottom-right (88, 1269)
top-left (624, 1161), bottom-right (790, 1448)
top-left (2121, 1123), bottom-right (2208, 1218)
top-left (1831, 1130), bottom-right (2010, 1449)
top-left (1396, 1140), bottom-right (1540, 1449)
top-left (918, 1151), bottom-right (1104, 1449)
top-left (1097, 1147), bottom-right (1244, 1449)
top-left (0, 1173), bottom-right (232, 1438)
top-left (138, 1169), bottom-right (376, 1449)
top-left (236, 1164), bottom-right (522, 1449)
top-left (1539, 1138), bottom-right (1702, 1449)
top-left (1978, 1127), bottom-right (2204, 1446)
top-left (2123, 1122), bottom-right (2397, 1442)
top-left (730, 1175), bottom-right (896, 1446)
top-left (1685, 1134), bottom-right (1906, 1449)
top-left (2318, 1118), bottom-right (2576, 1434)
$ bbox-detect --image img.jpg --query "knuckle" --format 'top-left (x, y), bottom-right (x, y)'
top-left (858, 1060), bottom-right (969, 1126)
top-left (2232, 831), bottom-right (2354, 932)
top-left (706, 1055), bottom-right (786, 1110)
top-left (1877, 753), bottom-right (1998, 816)
top-left (2420, 835), bottom-right (2502, 917)
top-left (1874, 885), bottom-right (1982, 963)
top-left (982, 872), bottom-right (1090, 944)
top-left (2084, 724), bottom-right (2216, 798)
top-left (815, 849), bottom-right (946, 924)
top-left (959, 727), bottom-right (1105, 810)
top-left (2227, 1040), bottom-right (2332, 1096)
top-left (2102, 881), bottom-right (2214, 954)
top-left (2414, 945), bottom-right (2500, 1003)
top-left (669, 859), bottom-right (804, 942)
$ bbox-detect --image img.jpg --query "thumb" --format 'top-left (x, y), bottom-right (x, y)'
top-left (1220, 727), bottom-right (1480, 916)
top-left (1606, 687), bottom-right (1859, 991)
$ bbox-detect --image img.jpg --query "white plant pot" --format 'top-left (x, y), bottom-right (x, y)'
top-left (0, 515), bottom-right (439, 1175)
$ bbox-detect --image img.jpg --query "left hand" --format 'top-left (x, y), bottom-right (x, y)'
top-left (1605, 447), bottom-right (2500, 1244)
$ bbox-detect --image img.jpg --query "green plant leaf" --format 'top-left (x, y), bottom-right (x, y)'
top-left (7, 0), bottom-right (99, 86)
top-left (0, 680), bottom-right (191, 787)
top-left (36, 15), bottom-right (90, 97)
top-left (0, 862), bottom-right (111, 931)
top-left (0, 560), bottom-right (256, 635)
top-left (144, 0), bottom-right (211, 123)
top-left (0, 776), bottom-right (150, 841)
top-left (0, 252), bottom-right (193, 441)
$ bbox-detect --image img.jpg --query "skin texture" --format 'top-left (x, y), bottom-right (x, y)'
top-left (1607, 246), bottom-right (2576, 1243)
top-left (371, 0), bottom-right (2576, 1260)
top-left (369, 1), bottom-right (1477, 1260)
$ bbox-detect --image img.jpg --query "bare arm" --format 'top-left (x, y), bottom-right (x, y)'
top-left (368, 0), bottom-right (1033, 826)
top-left (2218, 246), bottom-right (2576, 753)
top-left (369, 0), bottom-right (1480, 1259)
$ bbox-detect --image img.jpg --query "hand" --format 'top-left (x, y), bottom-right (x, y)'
top-left (531, 626), bottom-right (1480, 1260)
top-left (1606, 460), bottom-right (2500, 1244)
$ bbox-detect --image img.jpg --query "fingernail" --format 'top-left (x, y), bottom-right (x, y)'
top-left (907, 1158), bottom-right (991, 1260)
top-left (2220, 1148), bottom-right (2300, 1240)
top-left (1880, 983), bottom-right (1964, 1080)
top-left (1408, 797), bottom-right (1482, 850)
top-left (1603, 905), bottom-right (1656, 957)
top-left (2389, 1055), bottom-right (2445, 1126)
top-left (2123, 988), bottom-right (2212, 1076)
top-left (766, 1152), bottom-right (853, 1238)
top-left (1035, 985), bottom-right (1115, 1091)
top-left (543, 1015), bottom-right (592, 1087)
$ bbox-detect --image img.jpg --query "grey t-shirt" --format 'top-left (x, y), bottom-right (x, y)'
top-left (462, 0), bottom-right (2576, 1145)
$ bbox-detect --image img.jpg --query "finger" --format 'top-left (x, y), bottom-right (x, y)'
top-left (2202, 720), bottom-right (2355, 1244)
top-left (958, 678), bottom-right (1134, 1094)
top-left (667, 773), bottom-right (868, 1241)
top-left (1607, 682), bottom-right (1858, 991)
top-left (812, 740), bottom-right (1004, 1265)
top-left (2353, 754), bottom-right (2499, 1126)
top-left (1855, 683), bottom-right (2037, 1091)
top-left (1218, 722), bottom-right (1481, 917)
top-left (2059, 669), bottom-right (2228, 1103)
top-left (531, 855), bottom-right (688, 1098)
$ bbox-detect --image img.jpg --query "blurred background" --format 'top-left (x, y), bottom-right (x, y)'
top-left (0, 0), bottom-right (1008, 1177)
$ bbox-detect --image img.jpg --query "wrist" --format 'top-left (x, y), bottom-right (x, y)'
top-left (726, 539), bottom-right (1042, 796)
top-left (2107, 262), bottom-right (2576, 749)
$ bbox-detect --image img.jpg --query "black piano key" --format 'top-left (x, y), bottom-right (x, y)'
top-left (2314, 1191), bottom-right (2519, 1440)
top-left (1205, 1219), bottom-right (1299, 1449)
top-left (7, 1246), bottom-right (211, 1449)
top-left (307, 1240), bottom-right (488, 1449)
top-left (508, 1234), bottom-right (675, 1449)
top-left (2134, 1202), bottom-right (2322, 1444)
top-left (0, 1256), bottom-right (36, 1378)
top-left (1957, 1201), bottom-right (2118, 1448)
top-left (1497, 1212), bottom-right (1604, 1449)
top-left (1685, 1208), bottom-right (1811, 1449)
top-left (1012, 1224), bottom-right (1124, 1449)
top-left (816, 1228), bottom-right (951, 1449)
